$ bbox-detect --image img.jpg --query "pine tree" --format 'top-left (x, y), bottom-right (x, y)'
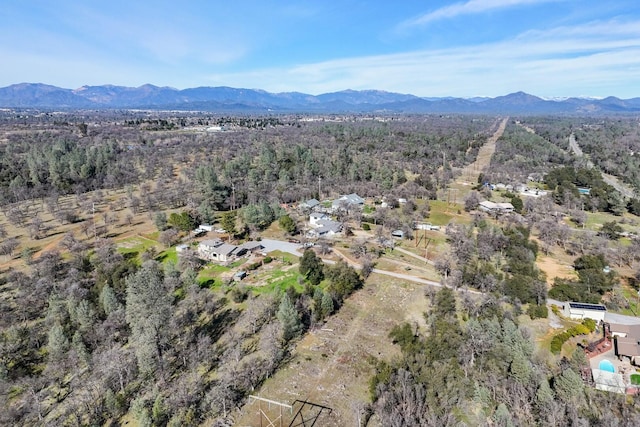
top-left (299, 249), bottom-right (324, 285)
top-left (321, 292), bottom-right (334, 319)
top-left (100, 284), bottom-right (121, 315)
top-left (47, 322), bottom-right (69, 363)
top-left (277, 294), bottom-right (302, 343)
top-left (125, 261), bottom-right (171, 375)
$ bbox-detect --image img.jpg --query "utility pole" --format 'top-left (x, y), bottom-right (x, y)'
top-left (231, 182), bottom-right (236, 210)
top-left (92, 203), bottom-right (97, 242)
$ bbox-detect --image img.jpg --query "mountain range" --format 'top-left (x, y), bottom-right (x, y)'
top-left (1, 83), bottom-right (639, 115)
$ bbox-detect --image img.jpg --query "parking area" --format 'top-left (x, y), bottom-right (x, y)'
top-left (259, 238), bottom-right (303, 257)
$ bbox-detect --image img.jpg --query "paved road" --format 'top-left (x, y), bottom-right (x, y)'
top-left (547, 298), bottom-right (640, 325)
top-left (259, 239), bottom-right (302, 257)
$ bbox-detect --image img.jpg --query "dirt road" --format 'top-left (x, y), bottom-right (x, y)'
top-left (459, 117), bottom-right (508, 185)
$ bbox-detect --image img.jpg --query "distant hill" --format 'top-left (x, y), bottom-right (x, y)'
top-left (1, 83), bottom-right (639, 114)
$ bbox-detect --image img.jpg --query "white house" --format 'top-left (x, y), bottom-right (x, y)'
top-left (562, 302), bottom-right (607, 322)
top-left (199, 224), bottom-right (214, 232)
top-left (198, 239), bottom-right (237, 262)
top-left (207, 243), bottom-right (237, 262)
top-left (309, 212), bottom-right (329, 227)
top-left (478, 200), bottom-right (514, 214)
top-left (416, 223), bottom-right (440, 231)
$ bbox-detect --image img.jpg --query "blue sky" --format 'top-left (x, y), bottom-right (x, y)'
top-left (2, 0), bottom-right (639, 98)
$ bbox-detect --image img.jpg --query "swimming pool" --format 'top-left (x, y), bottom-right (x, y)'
top-left (599, 359), bottom-right (616, 373)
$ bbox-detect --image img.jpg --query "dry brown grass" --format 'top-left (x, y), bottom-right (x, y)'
top-left (536, 253), bottom-right (578, 286)
top-left (234, 274), bottom-right (428, 427)
top-left (0, 186), bottom-right (174, 272)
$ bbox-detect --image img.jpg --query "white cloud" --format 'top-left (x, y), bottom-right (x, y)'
top-left (400, 0), bottom-right (562, 29)
top-left (205, 18), bottom-right (640, 98)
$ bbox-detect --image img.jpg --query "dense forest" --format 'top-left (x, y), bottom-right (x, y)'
top-left (2, 110), bottom-right (640, 425)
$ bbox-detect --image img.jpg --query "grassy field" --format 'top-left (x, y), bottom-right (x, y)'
top-left (116, 235), bottom-right (160, 257)
top-left (248, 267), bottom-right (301, 295)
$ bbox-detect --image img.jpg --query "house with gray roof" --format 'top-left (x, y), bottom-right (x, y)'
top-left (198, 239), bottom-right (237, 262)
top-left (307, 219), bottom-right (342, 238)
top-left (300, 198), bottom-right (320, 210)
top-left (332, 193), bottom-right (365, 212)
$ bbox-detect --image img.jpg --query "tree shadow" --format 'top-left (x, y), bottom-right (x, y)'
top-left (122, 251), bottom-right (139, 261)
top-left (196, 304), bottom-right (241, 344)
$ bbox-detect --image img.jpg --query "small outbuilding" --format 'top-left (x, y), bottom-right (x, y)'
top-left (391, 230), bottom-right (404, 238)
top-left (176, 244), bottom-right (189, 253)
top-left (562, 302), bottom-right (607, 322)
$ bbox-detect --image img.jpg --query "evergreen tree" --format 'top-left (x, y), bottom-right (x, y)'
top-left (47, 322), bottom-right (69, 363)
top-left (100, 284), bottom-right (121, 315)
top-left (125, 261), bottom-right (171, 375)
top-left (279, 214), bottom-right (297, 234)
top-left (321, 292), bottom-right (334, 319)
top-left (299, 249), bottom-right (324, 286)
top-left (277, 294), bottom-right (302, 343)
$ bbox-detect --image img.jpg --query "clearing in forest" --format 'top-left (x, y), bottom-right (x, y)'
top-left (453, 117), bottom-right (508, 199)
top-left (234, 274), bottom-right (428, 427)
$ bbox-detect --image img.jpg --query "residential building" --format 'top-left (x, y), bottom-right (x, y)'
top-left (300, 198), bottom-right (320, 210)
top-left (478, 200), bottom-right (515, 214)
top-left (332, 193), bottom-right (365, 212)
top-left (609, 323), bottom-right (640, 365)
top-left (309, 212), bottom-right (329, 227)
top-left (307, 219), bottom-right (342, 237)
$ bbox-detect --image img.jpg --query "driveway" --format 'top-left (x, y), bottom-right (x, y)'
top-left (259, 238), bottom-right (303, 257)
top-left (547, 298), bottom-right (640, 325)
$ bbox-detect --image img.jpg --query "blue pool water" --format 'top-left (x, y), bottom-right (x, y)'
top-left (599, 359), bottom-right (615, 373)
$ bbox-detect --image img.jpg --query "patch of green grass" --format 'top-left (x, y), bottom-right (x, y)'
top-left (197, 264), bottom-right (231, 286)
top-left (268, 250), bottom-right (299, 263)
top-left (143, 231), bottom-right (160, 240)
top-left (427, 200), bottom-right (458, 225)
top-left (631, 374), bottom-right (640, 386)
top-left (619, 285), bottom-right (640, 316)
top-left (363, 205), bottom-right (375, 214)
top-left (156, 247), bottom-right (177, 265)
top-left (249, 269), bottom-right (302, 295)
top-left (584, 211), bottom-right (619, 231)
top-left (229, 258), bottom-right (248, 268)
top-left (116, 236), bottom-right (160, 262)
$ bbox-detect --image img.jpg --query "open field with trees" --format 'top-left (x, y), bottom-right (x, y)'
top-left (3, 110), bottom-right (640, 425)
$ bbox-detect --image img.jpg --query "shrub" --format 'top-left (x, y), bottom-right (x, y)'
top-left (362, 223), bottom-right (371, 231)
top-left (263, 256), bottom-right (272, 264)
top-left (527, 304), bottom-right (548, 319)
top-left (230, 286), bottom-right (248, 303)
top-left (550, 319), bottom-right (596, 354)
